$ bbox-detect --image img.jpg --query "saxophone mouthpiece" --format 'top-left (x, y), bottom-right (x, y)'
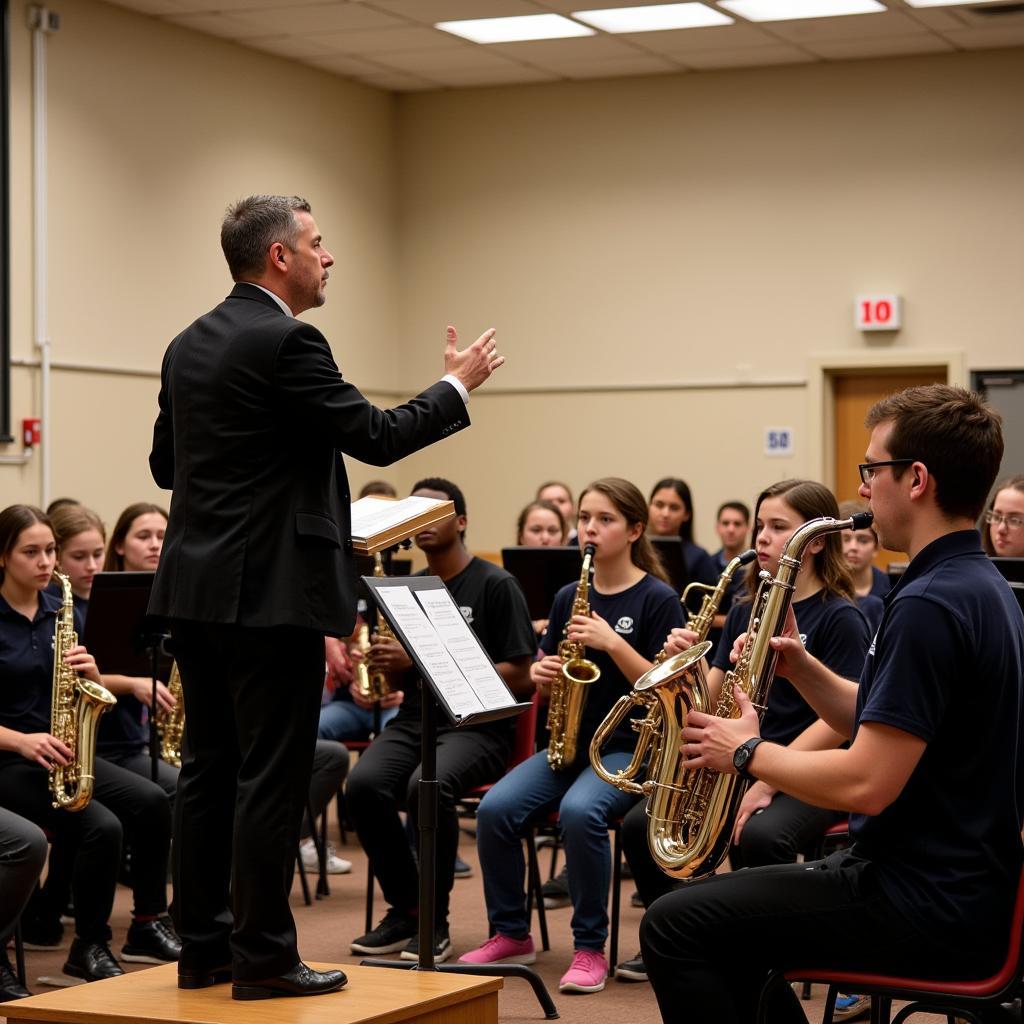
top-left (583, 543), bottom-right (596, 558)
top-left (850, 512), bottom-right (874, 530)
top-left (738, 548), bottom-right (757, 565)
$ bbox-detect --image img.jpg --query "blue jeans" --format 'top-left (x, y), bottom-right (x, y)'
top-left (318, 698), bottom-right (397, 741)
top-left (476, 749), bottom-right (638, 952)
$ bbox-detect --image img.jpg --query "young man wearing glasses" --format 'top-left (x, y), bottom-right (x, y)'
top-left (641, 384), bottom-right (1024, 1024)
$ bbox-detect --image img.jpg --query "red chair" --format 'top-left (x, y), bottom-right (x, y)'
top-left (771, 864), bottom-right (1024, 1024)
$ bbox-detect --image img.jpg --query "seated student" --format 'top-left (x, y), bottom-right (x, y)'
top-left (537, 482), bottom-right (578, 544)
top-left (617, 480), bottom-right (871, 986)
top-left (318, 634), bottom-right (401, 743)
top-left (839, 499), bottom-right (888, 632)
top-left (647, 478), bottom-right (716, 586)
top-left (459, 478), bottom-right (685, 995)
top-left (0, 809), bottom-right (48, 1001)
top-left (0, 505), bottom-right (180, 983)
top-left (359, 480), bottom-right (398, 499)
top-left (346, 478), bottom-right (535, 963)
top-left (983, 473), bottom-right (1024, 559)
top-left (641, 385), bottom-right (1023, 1024)
top-left (517, 499), bottom-right (570, 638)
top-left (704, 500), bottom-right (752, 642)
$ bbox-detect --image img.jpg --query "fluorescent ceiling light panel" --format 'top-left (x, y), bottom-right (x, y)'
top-left (435, 14), bottom-right (595, 43)
top-left (719, 0), bottom-right (885, 20)
top-left (573, 3), bottom-right (733, 32)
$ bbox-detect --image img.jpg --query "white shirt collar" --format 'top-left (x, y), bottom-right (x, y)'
top-left (247, 283), bottom-right (293, 318)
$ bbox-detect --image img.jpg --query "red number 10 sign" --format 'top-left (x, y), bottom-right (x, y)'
top-left (855, 294), bottom-right (902, 331)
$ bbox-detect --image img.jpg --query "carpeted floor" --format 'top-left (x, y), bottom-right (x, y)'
top-left (5, 812), bottom-right (931, 1024)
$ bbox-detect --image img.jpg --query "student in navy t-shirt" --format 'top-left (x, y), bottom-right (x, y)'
top-left (647, 477), bottom-right (717, 586)
top-left (642, 385), bottom-right (1024, 1024)
top-left (839, 498), bottom-right (889, 632)
top-left (460, 478), bottom-right (684, 995)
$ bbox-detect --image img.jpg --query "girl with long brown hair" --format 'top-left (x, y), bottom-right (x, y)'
top-left (460, 478), bottom-right (684, 994)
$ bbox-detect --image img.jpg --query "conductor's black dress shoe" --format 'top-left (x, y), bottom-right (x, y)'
top-left (232, 962), bottom-right (347, 1001)
top-left (178, 963), bottom-right (233, 989)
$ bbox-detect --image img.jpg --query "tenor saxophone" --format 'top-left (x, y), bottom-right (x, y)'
top-left (156, 662), bottom-right (185, 768)
top-left (591, 514), bottom-right (871, 880)
top-left (49, 572), bottom-right (117, 811)
top-left (354, 553), bottom-right (394, 702)
top-left (590, 548), bottom-right (755, 810)
top-left (547, 544), bottom-right (601, 770)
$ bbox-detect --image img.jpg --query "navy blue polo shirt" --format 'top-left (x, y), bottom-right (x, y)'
top-left (713, 588), bottom-right (870, 745)
top-left (867, 565), bottom-right (890, 600)
top-left (850, 530), bottom-right (1024, 956)
top-left (0, 589), bottom-right (85, 765)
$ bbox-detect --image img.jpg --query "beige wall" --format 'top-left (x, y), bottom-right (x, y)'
top-left (2, 2), bottom-right (1022, 556)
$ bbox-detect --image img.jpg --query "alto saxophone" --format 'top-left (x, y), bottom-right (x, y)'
top-left (155, 662), bottom-right (185, 768)
top-left (547, 543), bottom-right (601, 770)
top-left (590, 548), bottom-right (755, 813)
top-left (49, 572), bottom-right (116, 811)
top-left (355, 553), bottom-right (394, 702)
top-left (591, 513), bottom-right (871, 880)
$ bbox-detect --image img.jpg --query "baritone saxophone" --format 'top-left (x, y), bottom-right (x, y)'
top-left (49, 572), bottom-right (117, 811)
top-left (591, 514), bottom-right (871, 880)
top-left (547, 543), bottom-right (601, 770)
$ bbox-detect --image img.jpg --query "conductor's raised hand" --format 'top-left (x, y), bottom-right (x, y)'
top-left (444, 326), bottom-right (504, 393)
top-left (680, 685), bottom-right (760, 773)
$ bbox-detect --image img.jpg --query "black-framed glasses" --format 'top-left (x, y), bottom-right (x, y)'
top-left (858, 459), bottom-right (915, 485)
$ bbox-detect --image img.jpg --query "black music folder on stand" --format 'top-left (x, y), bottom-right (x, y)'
top-left (501, 546), bottom-right (583, 620)
top-left (83, 571), bottom-right (171, 782)
top-left (359, 575), bottom-right (557, 1019)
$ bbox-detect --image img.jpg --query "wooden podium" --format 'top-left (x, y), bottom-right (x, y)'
top-left (5, 963), bottom-right (501, 1024)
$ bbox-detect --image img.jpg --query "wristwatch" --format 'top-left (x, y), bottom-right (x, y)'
top-left (733, 737), bottom-right (765, 781)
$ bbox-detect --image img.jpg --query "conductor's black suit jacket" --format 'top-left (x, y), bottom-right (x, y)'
top-left (148, 283), bottom-right (468, 636)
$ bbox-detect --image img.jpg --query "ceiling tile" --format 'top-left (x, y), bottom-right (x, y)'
top-left (803, 33), bottom-right (954, 57)
top-left (225, 3), bottom-right (408, 34)
top-left (764, 9), bottom-right (929, 41)
top-left (356, 71), bottom-right (441, 90)
top-left (428, 64), bottom-right (562, 84)
top-left (940, 25), bottom-right (1024, 47)
top-left (621, 23), bottom-right (779, 52)
top-left (246, 34), bottom-right (340, 57)
top-left (302, 53), bottom-right (394, 75)
top-left (169, 0), bottom-right (345, 8)
top-left (674, 42), bottom-right (815, 66)
top-left (489, 32), bottom-right (641, 58)
top-left (898, 6), bottom-right (965, 32)
top-left (369, 46), bottom-right (523, 72)
top-left (367, 0), bottom-right (548, 24)
top-left (560, 53), bottom-right (682, 76)
top-left (539, 0), bottom-right (697, 10)
top-left (104, 0), bottom-right (185, 14)
top-left (311, 24), bottom-right (459, 53)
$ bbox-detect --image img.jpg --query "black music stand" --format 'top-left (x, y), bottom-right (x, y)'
top-left (359, 575), bottom-right (558, 1020)
top-left (83, 571), bottom-right (171, 782)
top-left (649, 536), bottom-right (692, 594)
top-left (501, 546), bottom-right (583, 620)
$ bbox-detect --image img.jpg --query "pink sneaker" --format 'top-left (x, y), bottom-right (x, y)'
top-left (458, 934), bottom-right (536, 966)
top-left (559, 950), bottom-right (608, 993)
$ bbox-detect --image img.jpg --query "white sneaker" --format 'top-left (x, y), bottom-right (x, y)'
top-left (299, 838), bottom-right (352, 875)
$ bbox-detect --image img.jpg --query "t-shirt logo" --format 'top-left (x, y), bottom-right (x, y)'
top-left (460, 605), bottom-right (474, 624)
top-left (614, 616), bottom-right (634, 635)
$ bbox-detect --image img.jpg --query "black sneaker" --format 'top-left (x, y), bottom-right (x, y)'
top-left (400, 926), bottom-right (452, 963)
top-left (350, 909), bottom-right (417, 955)
top-left (122, 916), bottom-right (182, 964)
top-left (615, 952), bottom-right (648, 982)
top-left (453, 856), bottom-right (473, 879)
top-left (63, 938), bottom-right (124, 982)
top-left (542, 865), bottom-right (570, 909)
top-left (0, 951), bottom-right (31, 1002)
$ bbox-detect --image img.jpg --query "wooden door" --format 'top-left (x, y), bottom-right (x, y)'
top-left (832, 369), bottom-right (946, 569)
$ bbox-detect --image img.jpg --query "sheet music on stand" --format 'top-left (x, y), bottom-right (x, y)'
top-left (363, 575), bottom-right (528, 727)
